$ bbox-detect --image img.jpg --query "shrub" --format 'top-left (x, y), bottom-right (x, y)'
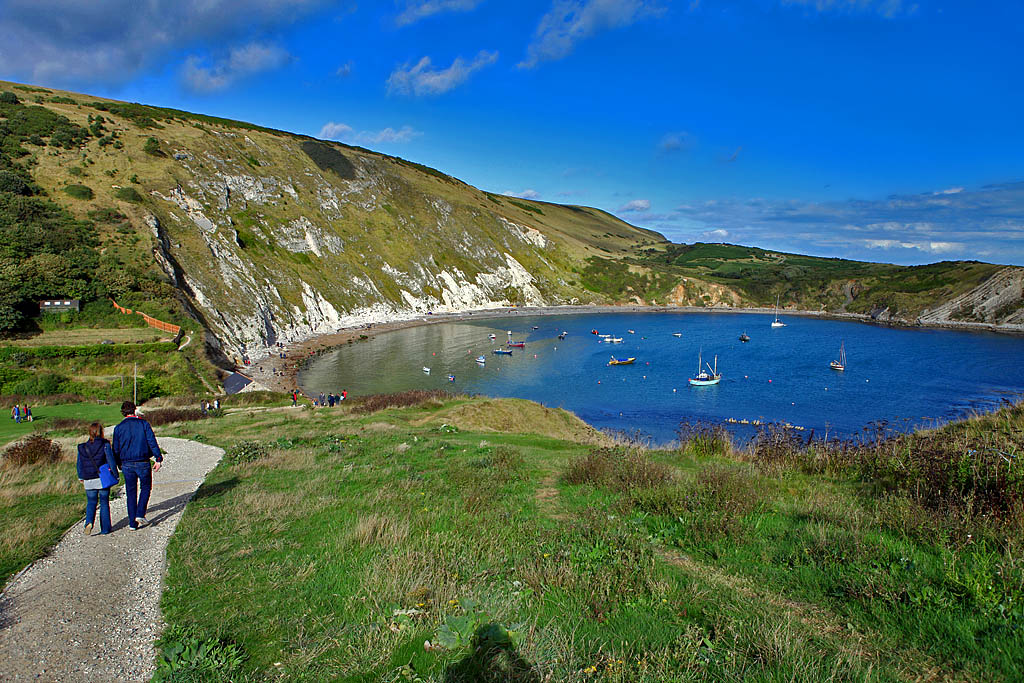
top-left (563, 448), bottom-right (674, 492)
top-left (3, 435), bottom-right (63, 467)
top-left (142, 408), bottom-right (207, 426)
top-left (225, 440), bottom-right (268, 465)
top-left (350, 390), bottom-right (454, 414)
top-left (63, 184), bottom-right (94, 200)
top-left (0, 91), bottom-right (19, 104)
top-left (114, 187), bottom-right (143, 203)
top-left (0, 170), bottom-right (32, 195)
top-left (143, 136), bottom-right (163, 156)
top-left (153, 625), bottom-right (246, 683)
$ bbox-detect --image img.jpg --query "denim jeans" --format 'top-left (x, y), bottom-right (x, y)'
top-left (85, 488), bottom-right (112, 534)
top-left (122, 461), bottom-right (153, 526)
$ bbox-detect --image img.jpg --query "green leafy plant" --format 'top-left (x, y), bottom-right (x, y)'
top-left (225, 440), bottom-right (269, 464)
top-left (153, 625), bottom-right (246, 682)
top-left (63, 184), bottom-right (94, 200)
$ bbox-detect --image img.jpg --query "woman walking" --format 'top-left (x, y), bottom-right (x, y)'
top-left (76, 423), bottom-right (118, 535)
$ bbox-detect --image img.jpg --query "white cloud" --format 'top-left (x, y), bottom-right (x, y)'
top-left (934, 187), bottom-right (964, 195)
top-left (387, 50), bottom-right (498, 96)
top-left (864, 239), bottom-right (963, 254)
top-left (659, 132), bottom-right (692, 153)
top-left (782, 0), bottom-right (912, 18)
top-left (182, 41), bottom-right (292, 92)
top-left (0, 0), bottom-right (329, 86)
top-left (319, 121), bottom-right (422, 145)
top-left (619, 199), bottom-right (651, 212)
top-left (395, 0), bottom-right (485, 26)
top-left (702, 229), bottom-right (730, 240)
top-left (519, 0), bottom-right (662, 69)
top-left (503, 189), bottom-right (541, 199)
top-left (335, 61), bottom-right (354, 77)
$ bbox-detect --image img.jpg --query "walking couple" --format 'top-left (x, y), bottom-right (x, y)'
top-left (76, 401), bottom-right (164, 535)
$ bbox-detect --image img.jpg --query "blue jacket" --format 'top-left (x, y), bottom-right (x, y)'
top-left (77, 439), bottom-right (117, 480)
top-left (112, 416), bottom-right (162, 464)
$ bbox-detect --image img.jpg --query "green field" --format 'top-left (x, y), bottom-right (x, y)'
top-left (0, 401), bottom-right (124, 446)
top-left (143, 395), bottom-right (1022, 681)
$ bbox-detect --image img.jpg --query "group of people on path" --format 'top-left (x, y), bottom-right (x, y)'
top-left (9, 404), bottom-right (32, 423)
top-left (75, 401), bottom-right (163, 535)
top-left (315, 391), bottom-right (346, 407)
top-left (199, 398), bottom-right (220, 414)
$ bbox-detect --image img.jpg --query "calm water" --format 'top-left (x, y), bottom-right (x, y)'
top-left (298, 312), bottom-right (1024, 443)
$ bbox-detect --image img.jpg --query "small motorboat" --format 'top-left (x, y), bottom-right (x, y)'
top-left (608, 356), bottom-right (636, 365)
top-left (507, 341), bottom-right (526, 348)
top-left (493, 348), bottom-right (513, 355)
top-left (739, 333), bottom-right (750, 342)
top-left (598, 333), bottom-right (612, 339)
top-left (558, 331), bottom-right (567, 340)
top-left (672, 332), bottom-right (682, 338)
top-left (591, 329), bottom-right (599, 335)
top-left (422, 367), bottom-right (431, 373)
top-left (628, 330), bottom-right (635, 334)
top-left (532, 326), bottom-right (539, 330)
top-left (605, 337), bottom-right (623, 344)
top-left (475, 356), bottom-right (486, 364)
top-left (448, 374), bottom-right (456, 382)
top-left (488, 333), bottom-right (497, 340)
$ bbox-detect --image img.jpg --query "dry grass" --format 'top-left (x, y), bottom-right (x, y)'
top-left (425, 398), bottom-right (602, 443)
top-left (562, 447), bottom-right (675, 492)
top-left (349, 514), bottom-right (410, 547)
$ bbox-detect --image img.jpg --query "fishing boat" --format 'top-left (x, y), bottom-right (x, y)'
top-left (830, 341), bottom-right (846, 371)
top-left (672, 332), bottom-right (682, 338)
top-left (558, 331), bottom-right (567, 340)
top-left (475, 356), bottom-right (486, 364)
top-left (688, 350), bottom-right (721, 386)
top-left (422, 367), bottom-right (430, 373)
top-left (771, 295), bottom-right (786, 327)
top-left (507, 341), bottom-right (526, 348)
top-left (739, 332), bottom-right (750, 342)
top-left (608, 356), bottom-right (636, 365)
top-left (493, 348), bottom-right (513, 355)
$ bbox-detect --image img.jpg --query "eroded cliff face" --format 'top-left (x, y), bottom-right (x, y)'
top-left (140, 132), bottom-right (593, 360)
top-left (918, 267), bottom-right (1024, 328)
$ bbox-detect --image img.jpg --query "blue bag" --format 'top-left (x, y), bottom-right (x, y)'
top-left (99, 463), bottom-right (119, 488)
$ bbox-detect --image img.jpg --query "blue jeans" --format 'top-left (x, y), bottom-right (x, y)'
top-left (122, 461), bottom-right (152, 526)
top-left (85, 488), bottom-right (112, 534)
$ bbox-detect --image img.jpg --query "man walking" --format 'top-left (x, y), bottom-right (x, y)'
top-left (112, 401), bottom-right (163, 530)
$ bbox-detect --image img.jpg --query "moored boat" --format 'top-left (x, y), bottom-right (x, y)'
top-left (672, 332), bottom-right (682, 337)
top-left (422, 367), bottom-right (430, 373)
top-left (475, 356), bottom-right (486, 364)
top-left (771, 295), bottom-right (786, 328)
top-left (830, 341), bottom-right (846, 371)
top-left (688, 350), bottom-right (721, 386)
top-left (493, 348), bottom-right (513, 355)
top-left (739, 332), bottom-right (750, 342)
top-left (608, 356), bottom-right (636, 365)
top-left (507, 341), bottom-right (525, 348)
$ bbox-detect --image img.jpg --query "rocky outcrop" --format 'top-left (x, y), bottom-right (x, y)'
top-left (918, 267), bottom-right (1024, 327)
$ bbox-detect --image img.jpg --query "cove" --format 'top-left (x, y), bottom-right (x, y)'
top-left (298, 312), bottom-right (1024, 443)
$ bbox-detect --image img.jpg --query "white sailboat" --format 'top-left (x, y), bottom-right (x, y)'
top-left (771, 295), bottom-right (786, 328)
top-left (830, 341), bottom-right (846, 371)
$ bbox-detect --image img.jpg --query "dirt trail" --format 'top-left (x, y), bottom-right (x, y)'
top-left (0, 437), bottom-right (224, 682)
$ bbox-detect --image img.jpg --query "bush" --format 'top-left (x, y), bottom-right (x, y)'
top-left (0, 91), bottom-right (19, 104)
top-left (63, 184), bottom-right (94, 200)
top-left (143, 137), bottom-right (163, 156)
top-left (142, 408), bottom-right (207, 426)
top-left (114, 187), bottom-right (143, 203)
top-left (3, 435), bottom-right (63, 467)
top-left (563, 448), bottom-right (674, 493)
top-left (350, 390), bottom-right (454, 414)
top-left (225, 440), bottom-right (268, 465)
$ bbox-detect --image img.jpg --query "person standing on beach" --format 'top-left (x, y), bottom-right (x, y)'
top-left (112, 401), bottom-right (162, 530)
top-left (77, 423), bottom-right (118, 535)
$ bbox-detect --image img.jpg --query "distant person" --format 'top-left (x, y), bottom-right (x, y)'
top-left (342, 390), bottom-right (347, 402)
top-left (23, 405), bottom-right (31, 422)
top-left (77, 423), bottom-right (118, 536)
top-left (112, 401), bottom-right (162, 530)
top-left (11, 404), bottom-right (20, 423)
top-left (213, 398), bottom-right (220, 411)
top-left (292, 390), bottom-right (298, 406)
top-left (200, 400), bottom-right (208, 415)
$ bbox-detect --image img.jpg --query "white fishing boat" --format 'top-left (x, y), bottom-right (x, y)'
top-left (688, 350), bottom-right (721, 386)
top-left (830, 341), bottom-right (846, 371)
top-left (771, 295), bottom-right (786, 328)
top-left (672, 332), bottom-right (682, 337)
top-left (422, 367), bottom-right (430, 373)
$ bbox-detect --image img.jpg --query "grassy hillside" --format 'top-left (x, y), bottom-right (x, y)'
top-left (147, 394), bottom-right (1022, 681)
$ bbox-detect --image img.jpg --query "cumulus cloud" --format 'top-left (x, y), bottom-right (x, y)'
top-left (387, 50), bottom-right (498, 96)
top-left (619, 199), bottom-right (652, 212)
top-left (519, 0), bottom-right (662, 69)
top-left (395, 0), bottom-right (485, 26)
top-left (703, 228), bottom-right (730, 240)
top-left (0, 0), bottom-right (329, 86)
top-left (782, 0), bottom-right (913, 18)
top-left (182, 42), bottom-right (292, 92)
top-left (319, 121), bottom-right (422, 145)
top-left (503, 189), bottom-right (541, 199)
top-left (655, 181), bottom-right (1024, 264)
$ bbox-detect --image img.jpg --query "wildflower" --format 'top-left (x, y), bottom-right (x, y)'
top-left (543, 553), bottom-right (550, 558)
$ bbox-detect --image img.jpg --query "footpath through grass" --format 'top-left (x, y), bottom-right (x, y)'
top-left (156, 396), bottom-right (1024, 681)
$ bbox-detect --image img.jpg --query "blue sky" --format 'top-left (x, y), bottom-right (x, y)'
top-left (2, 1), bottom-right (1022, 265)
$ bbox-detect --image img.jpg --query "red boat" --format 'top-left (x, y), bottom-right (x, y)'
top-left (507, 341), bottom-right (526, 348)
top-left (591, 329), bottom-right (598, 335)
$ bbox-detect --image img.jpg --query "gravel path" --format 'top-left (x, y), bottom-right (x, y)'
top-left (0, 437), bottom-right (224, 682)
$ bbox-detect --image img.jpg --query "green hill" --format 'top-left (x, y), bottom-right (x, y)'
top-left (1, 79), bottom-right (1021, 375)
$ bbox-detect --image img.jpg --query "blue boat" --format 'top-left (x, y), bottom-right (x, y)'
top-left (493, 348), bottom-right (513, 355)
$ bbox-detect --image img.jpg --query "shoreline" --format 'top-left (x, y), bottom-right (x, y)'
top-left (240, 304), bottom-right (1024, 396)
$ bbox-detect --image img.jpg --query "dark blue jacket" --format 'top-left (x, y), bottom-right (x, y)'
top-left (112, 416), bottom-right (162, 464)
top-left (77, 439), bottom-right (117, 480)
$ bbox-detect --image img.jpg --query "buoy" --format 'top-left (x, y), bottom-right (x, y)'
top-left (744, 375), bottom-right (748, 379)
top-left (673, 388), bottom-right (677, 392)
top-left (768, 379), bottom-right (772, 383)
top-left (598, 381), bottom-right (601, 384)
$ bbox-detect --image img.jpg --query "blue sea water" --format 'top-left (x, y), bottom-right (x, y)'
top-left (298, 312), bottom-right (1024, 444)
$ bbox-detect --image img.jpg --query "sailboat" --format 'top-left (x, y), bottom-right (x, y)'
top-left (830, 341), bottom-right (846, 371)
top-left (771, 295), bottom-right (786, 328)
top-left (688, 350), bottom-right (721, 386)
top-left (739, 332), bottom-right (750, 342)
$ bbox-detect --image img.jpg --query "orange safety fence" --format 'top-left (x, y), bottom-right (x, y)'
top-left (110, 299), bottom-right (181, 336)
